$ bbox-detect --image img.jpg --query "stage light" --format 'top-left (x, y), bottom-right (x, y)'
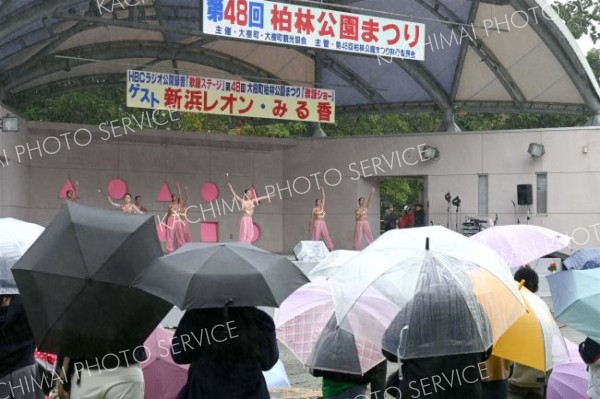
top-left (0, 115), bottom-right (18, 132)
top-left (527, 143), bottom-right (545, 157)
top-left (422, 145), bottom-right (440, 160)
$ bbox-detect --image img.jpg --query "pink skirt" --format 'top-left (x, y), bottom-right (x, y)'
top-left (239, 215), bottom-right (254, 243)
top-left (173, 217), bottom-right (192, 251)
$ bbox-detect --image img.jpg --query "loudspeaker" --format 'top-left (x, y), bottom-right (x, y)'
top-left (517, 184), bottom-right (533, 205)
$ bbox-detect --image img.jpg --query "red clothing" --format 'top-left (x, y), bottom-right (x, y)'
top-left (398, 212), bottom-right (414, 228)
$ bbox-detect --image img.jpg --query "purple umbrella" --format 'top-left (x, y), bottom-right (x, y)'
top-left (547, 340), bottom-right (589, 399)
top-left (471, 225), bottom-right (570, 269)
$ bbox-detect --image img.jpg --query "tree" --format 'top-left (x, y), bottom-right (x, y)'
top-left (587, 48), bottom-right (600, 85)
top-left (554, 0), bottom-right (600, 43)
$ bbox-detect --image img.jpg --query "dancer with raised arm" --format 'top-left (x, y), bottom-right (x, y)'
top-left (227, 175), bottom-right (274, 243)
top-left (172, 183), bottom-right (192, 250)
top-left (354, 187), bottom-right (375, 250)
top-left (309, 187), bottom-right (334, 251)
top-left (107, 192), bottom-right (144, 214)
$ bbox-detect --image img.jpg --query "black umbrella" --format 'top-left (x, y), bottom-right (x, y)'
top-left (12, 202), bottom-right (172, 358)
top-left (134, 242), bottom-right (310, 309)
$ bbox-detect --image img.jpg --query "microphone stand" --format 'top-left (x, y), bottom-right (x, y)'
top-left (512, 201), bottom-right (517, 224)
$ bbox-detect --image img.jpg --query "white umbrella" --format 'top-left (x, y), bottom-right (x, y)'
top-left (0, 218), bottom-right (44, 294)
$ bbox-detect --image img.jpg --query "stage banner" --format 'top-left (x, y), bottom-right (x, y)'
top-left (202, 0), bottom-right (426, 61)
top-left (126, 70), bottom-right (335, 123)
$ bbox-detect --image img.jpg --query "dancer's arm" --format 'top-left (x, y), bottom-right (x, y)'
top-left (107, 196), bottom-right (121, 209)
top-left (254, 193), bottom-right (275, 203)
top-left (131, 205), bottom-right (145, 214)
top-left (181, 186), bottom-right (189, 208)
top-left (321, 186), bottom-right (326, 210)
top-left (227, 183), bottom-right (243, 202)
top-left (366, 187), bottom-right (375, 208)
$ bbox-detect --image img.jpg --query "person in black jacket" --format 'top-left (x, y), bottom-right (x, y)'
top-left (0, 294), bottom-right (44, 399)
top-left (413, 204), bottom-right (426, 227)
top-left (171, 307), bottom-right (278, 399)
top-left (382, 283), bottom-right (492, 399)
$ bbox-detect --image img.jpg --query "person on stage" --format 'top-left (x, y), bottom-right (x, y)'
top-left (107, 193), bottom-right (144, 214)
top-left (309, 187), bottom-right (334, 251)
top-left (65, 181), bottom-right (78, 203)
top-left (228, 179), bottom-right (274, 244)
top-left (172, 183), bottom-right (192, 251)
top-left (354, 187), bottom-right (375, 250)
top-left (134, 195), bottom-right (148, 212)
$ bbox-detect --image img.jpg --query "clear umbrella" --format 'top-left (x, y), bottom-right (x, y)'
top-left (308, 250), bottom-right (359, 279)
top-left (0, 218), bottom-right (44, 294)
top-left (330, 228), bottom-right (525, 359)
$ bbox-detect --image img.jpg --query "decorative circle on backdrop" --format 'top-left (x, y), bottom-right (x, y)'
top-left (200, 182), bottom-right (219, 202)
top-left (107, 178), bottom-right (128, 199)
top-left (252, 223), bottom-right (261, 244)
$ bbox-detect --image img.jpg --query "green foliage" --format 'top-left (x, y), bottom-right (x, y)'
top-left (21, 87), bottom-right (135, 125)
top-left (554, 0), bottom-right (600, 43)
top-left (322, 113), bottom-right (441, 136)
top-left (379, 178), bottom-right (423, 216)
top-left (587, 48), bottom-right (600, 85)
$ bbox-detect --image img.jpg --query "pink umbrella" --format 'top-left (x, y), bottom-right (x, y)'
top-left (274, 278), bottom-right (399, 374)
top-left (547, 340), bottom-right (590, 399)
top-left (142, 326), bottom-right (188, 399)
top-left (470, 225), bottom-right (570, 269)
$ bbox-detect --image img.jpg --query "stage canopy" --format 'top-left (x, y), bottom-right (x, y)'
top-left (0, 0), bottom-right (599, 131)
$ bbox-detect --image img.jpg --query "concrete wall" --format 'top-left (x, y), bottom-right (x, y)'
top-left (0, 105), bottom-right (29, 219)
top-left (2, 117), bottom-right (600, 253)
top-left (2, 120), bottom-right (292, 253)
top-left (281, 127), bottom-right (600, 250)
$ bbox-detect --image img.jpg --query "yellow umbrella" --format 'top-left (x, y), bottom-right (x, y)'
top-left (492, 281), bottom-right (569, 371)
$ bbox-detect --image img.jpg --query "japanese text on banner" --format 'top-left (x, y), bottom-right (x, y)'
top-left (126, 70), bottom-right (335, 123)
top-left (203, 0), bottom-right (426, 60)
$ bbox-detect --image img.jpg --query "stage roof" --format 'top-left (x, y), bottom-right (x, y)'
top-left (0, 0), bottom-right (599, 130)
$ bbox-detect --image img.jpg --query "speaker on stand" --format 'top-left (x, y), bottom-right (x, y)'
top-left (517, 184), bottom-right (533, 225)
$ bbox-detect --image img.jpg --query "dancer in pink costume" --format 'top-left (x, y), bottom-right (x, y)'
top-left (107, 192), bottom-right (144, 214)
top-left (309, 186), bottom-right (334, 251)
top-left (163, 193), bottom-right (179, 253)
top-left (228, 179), bottom-right (274, 243)
top-left (354, 187), bottom-right (375, 250)
top-left (172, 183), bottom-right (192, 250)
top-left (65, 181), bottom-right (79, 203)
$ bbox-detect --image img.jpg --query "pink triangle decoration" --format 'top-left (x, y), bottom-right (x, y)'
top-left (59, 178), bottom-right (75, 199)
top-left (156, 182), bottom-right (173, 202)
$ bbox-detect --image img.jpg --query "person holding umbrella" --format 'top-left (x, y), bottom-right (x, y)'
top-left (0, 218), bottom-right (46, 399)
top-left (579, 337), bottom-right (600, 399)
top-left (382, 282), bottom-right (492, 399)
top-left (310, 360), bottom-right (386, 399)
top-left (0, 295), bottom-right (44, 399)
top-left (170, 306), bottom-right (278, 399)
top-left (508, 266), bottom-right (550, 399)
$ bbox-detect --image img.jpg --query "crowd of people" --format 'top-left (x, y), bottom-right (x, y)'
top-left (383, 204), bottom-right (426, 231)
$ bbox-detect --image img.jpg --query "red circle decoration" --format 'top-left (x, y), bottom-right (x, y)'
top-left (252, 223), bottom-right (261, 244)
top-left (107, 178), bottom-right (128, 199)
top-left (200, 182), bottom-right (219, 202)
